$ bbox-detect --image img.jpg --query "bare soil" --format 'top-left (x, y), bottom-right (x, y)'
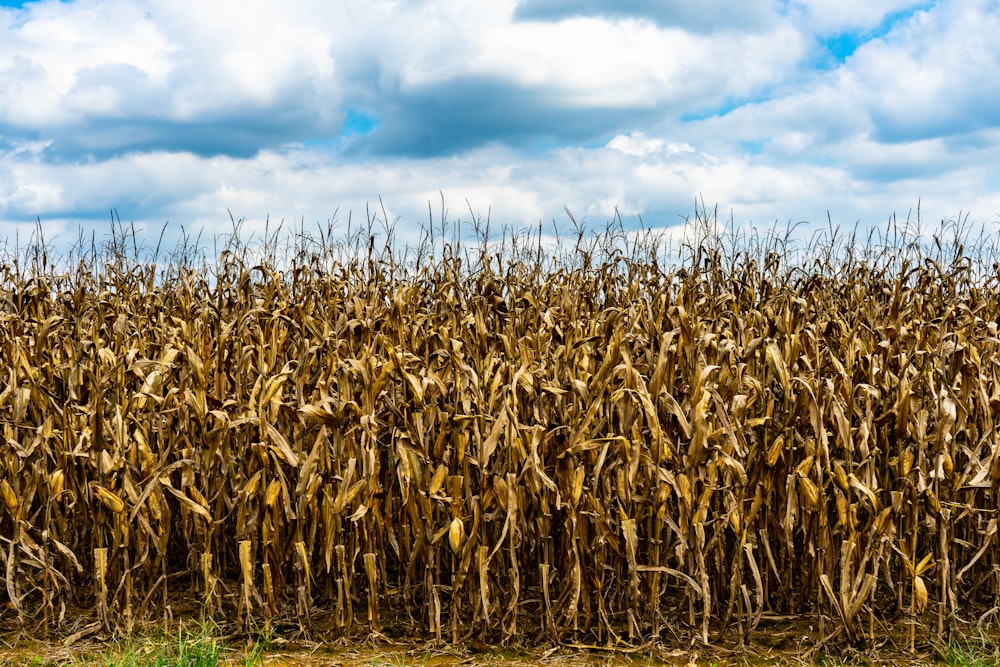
top-left (0, 635), bottom-right (957, 667)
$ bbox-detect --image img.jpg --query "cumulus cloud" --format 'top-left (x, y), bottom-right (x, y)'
top-left (0, 0), bottom-right (999, 254)
top-left (0, 0), bottom-right (345, 156)
top-left (792, 0), bottom-right (933, 33)
top-left (512, 0), bottom-right (781, 33)
top-left (0, 0), bottom-right (807, 159)
top-left (858, 2), bottom-right (1000, 143)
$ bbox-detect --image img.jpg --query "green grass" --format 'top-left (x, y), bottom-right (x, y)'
top-left (91, 624), bottom-right (223, 667)
top-left (12, 621), bottom-right (268, 667)
top-left (936, 640), bottom-right (1000, 667)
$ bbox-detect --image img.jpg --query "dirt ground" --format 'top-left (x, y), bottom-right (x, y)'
top-left (0, 611), bottom-right (973, 666)
top-left (0, 637), bottom-right (958, 667)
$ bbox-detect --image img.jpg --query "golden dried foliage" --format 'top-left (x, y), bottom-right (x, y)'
top-left (1, 217), bottom-right (999, 649)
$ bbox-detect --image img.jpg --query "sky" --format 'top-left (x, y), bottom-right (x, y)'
top-left (1, 0), bottom-right (999, 258)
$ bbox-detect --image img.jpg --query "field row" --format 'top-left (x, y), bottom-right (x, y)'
top-left (1, 236), bottom-right (999, 649)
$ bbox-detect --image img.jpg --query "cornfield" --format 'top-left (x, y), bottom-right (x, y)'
top-left (2, 213), bottom-right (1000, 650)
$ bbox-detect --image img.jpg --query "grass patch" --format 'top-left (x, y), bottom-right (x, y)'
top-left (91, 624), bottom-right (224, 667)
top-left (9, 622), bottom-right (269, 667)
top-left (936, 639), bottom-right (1000, 667)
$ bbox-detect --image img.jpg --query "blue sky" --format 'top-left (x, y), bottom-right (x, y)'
top-left (1, 0), bottom-right (998, 254)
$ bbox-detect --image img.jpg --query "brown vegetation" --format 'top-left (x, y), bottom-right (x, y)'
top-left (1, 212), bottom-right (999, 652)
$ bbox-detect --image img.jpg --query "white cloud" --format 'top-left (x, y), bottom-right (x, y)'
top-left (852, 1), bottom-right (1000, 141)
top-left (797, 0), bottom-right (934, 33)
top-left (389, 12), bottom-right (806, 110)
top-left (1, 0), bottom-right (999, 257)
top-left (0, 0), bottom-right (342, 128)
top-left (0, 0), bottom-right (806, 131)
top-left (4, 132), bottom-right (982, 253)
top-left (608, 132), bottom-right (665, 158)
top-left (0, 1), bottom-right (175, 126)
top-left (513, 0), bottom-right (782, 34)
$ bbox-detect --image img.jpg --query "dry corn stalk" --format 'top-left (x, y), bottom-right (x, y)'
top-left (0, 215), bottom-right (999, 649)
